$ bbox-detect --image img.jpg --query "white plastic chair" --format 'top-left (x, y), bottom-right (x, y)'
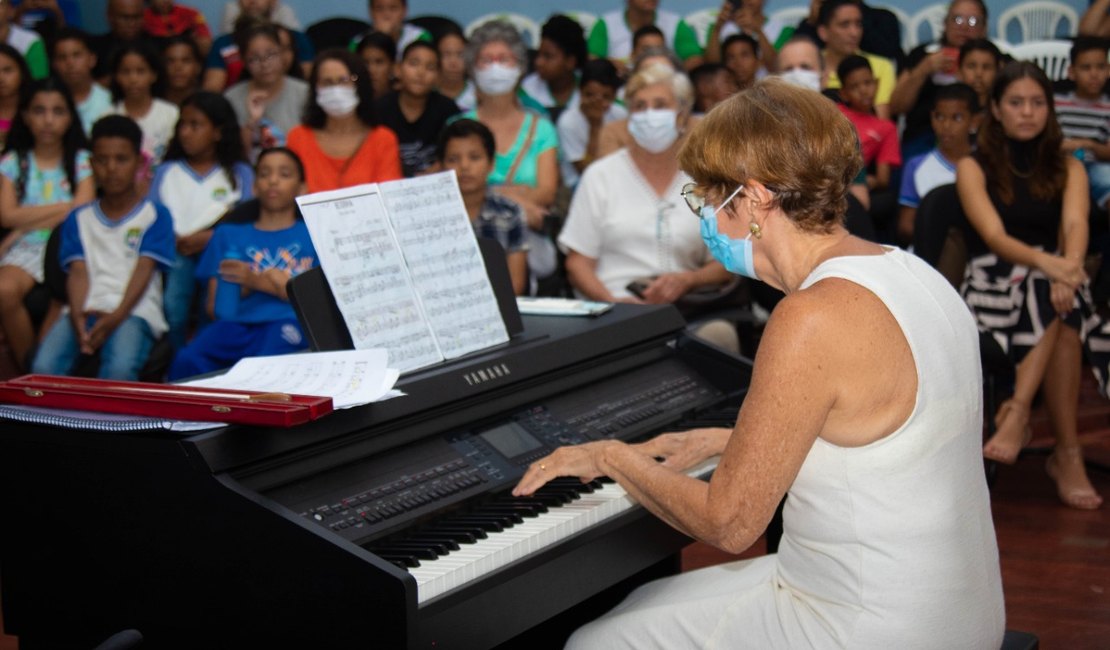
top-left (465, 12), bottom-right (542, 49)
top-left (907, 4), bottom-right (949, 49)
top-left (996, 1), bottom-right (1078, 45)
top-left (565, 11), bottom-right (597, 36)
top-left (767, 6), bottom-right (809, 35)
top-left (1007, 39), bottom-right (1073, 81)
top-left (684, 8), bottom-right (718, 48)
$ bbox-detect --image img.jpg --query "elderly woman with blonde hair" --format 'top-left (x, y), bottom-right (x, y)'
top-left (517, 79), bottom-right (1005, 648)
top-left (558, 62), bottom-right (737, 352)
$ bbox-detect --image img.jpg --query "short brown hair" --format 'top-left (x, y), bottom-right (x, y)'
top-left (678, 78), bottom-right (861, 234)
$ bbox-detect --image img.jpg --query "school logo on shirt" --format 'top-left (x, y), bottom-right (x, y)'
top-left (213, 187), bottom-right (228, 201)
top-left (125, 227), bottom-right (142, 251)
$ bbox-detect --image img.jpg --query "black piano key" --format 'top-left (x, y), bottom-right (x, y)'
top-left (486, 501), bottom-right (548, 515)
top-left (446, 517), bottom-right (505, 532)
top-left (383, 540), bottom-right (451, 556)
top-left (423, 525), bottom-right (487, 540)
top-left (375, 552), bottom-right (420, 568)
top-left (480, 505), bottom-right (540, 519)
top-left (374, 544), bottom-right (439, 560)
top-left (404, 534), bottom-right (462, 550)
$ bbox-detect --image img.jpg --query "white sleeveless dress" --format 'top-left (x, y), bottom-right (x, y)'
top-left (566, 248), bottom-right (1006, 649)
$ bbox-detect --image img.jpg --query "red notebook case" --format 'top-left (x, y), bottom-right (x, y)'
top-left (0, 375), bottom-right (334, 428)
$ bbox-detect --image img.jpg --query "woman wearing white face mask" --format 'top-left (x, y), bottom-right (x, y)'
top-left (558, 62), bottom-right (737, 352)
top-left (519, 79), bottom-right (1005, 649)
top-left (457, 20), bottom-right (559, 236)
top-left (286, 49), bottom-right (401, 194)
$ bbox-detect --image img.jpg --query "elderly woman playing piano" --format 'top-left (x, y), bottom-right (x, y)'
top-left (513, 79), bottom-right (1006, 649)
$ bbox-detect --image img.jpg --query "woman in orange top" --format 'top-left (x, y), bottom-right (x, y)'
top-left (287, 49), bottom-right (402, 193)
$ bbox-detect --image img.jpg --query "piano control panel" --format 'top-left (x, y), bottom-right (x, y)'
top-left (281, 359), bottom-right (729, 542)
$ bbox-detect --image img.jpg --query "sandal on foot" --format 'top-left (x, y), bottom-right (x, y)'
top-left (983, 400), bottom-right (1032, 465)
top-left (1046, 447), bottom-right (1104, 510)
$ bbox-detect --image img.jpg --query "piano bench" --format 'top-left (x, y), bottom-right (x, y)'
top-left (1001, 629), bottom-right (1038, 650)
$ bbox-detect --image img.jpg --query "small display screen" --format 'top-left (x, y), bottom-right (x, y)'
top-left (479, 422), bottom-right (543, 459)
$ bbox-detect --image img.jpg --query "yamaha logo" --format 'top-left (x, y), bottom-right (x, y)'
top-left (463, 363), bottom-right (511, 386)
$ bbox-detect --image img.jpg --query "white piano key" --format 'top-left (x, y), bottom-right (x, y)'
top-left (409, 457), bottom-right (719, 604)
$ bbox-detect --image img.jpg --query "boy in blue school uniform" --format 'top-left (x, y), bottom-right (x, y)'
top-left (32, 115), bottom-right (175, 380)
top-left (168, 147), bottom-right (317, 379)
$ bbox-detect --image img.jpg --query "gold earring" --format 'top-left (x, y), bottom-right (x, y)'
top-left (750, 223), bottom-right (763, 239)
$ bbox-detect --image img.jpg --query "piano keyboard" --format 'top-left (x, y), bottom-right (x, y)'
top-left (383, 458), bottom-right (721, 604)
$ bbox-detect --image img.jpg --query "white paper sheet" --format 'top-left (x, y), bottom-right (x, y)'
top-left (180, 349), bottom-right (399, 409)
top-left (379, 172), bottom-right (509, 359)
top-left (298, 184), bottom-right (442, 372)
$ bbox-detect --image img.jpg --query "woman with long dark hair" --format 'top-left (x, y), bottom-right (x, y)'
top-left (957, 60), bottom-right (1104, 509)
top-left (286, 49), bottom-right (401, 193)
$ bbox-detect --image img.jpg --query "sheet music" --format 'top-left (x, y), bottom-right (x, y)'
top-left (379, 172), bottom-right (509, 358)
top-left (298, 185), bottom-right (443, 372)
top-left (181, 350), bottom-right (400, 409)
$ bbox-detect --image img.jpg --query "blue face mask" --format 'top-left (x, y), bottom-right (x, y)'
top-left (699, 185), bottom-right (759, 280)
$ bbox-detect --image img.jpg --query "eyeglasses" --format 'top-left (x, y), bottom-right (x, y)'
top-left (681, 182), bottom-right (746, 219)
top-left (949, 15), bottom-right (982, 27)
top-left (317, 74), bottom-right (359, 88)
top-left (681, 182), bottom-right (707, 217)
top-left (246, 50), bottom-right (282, 67)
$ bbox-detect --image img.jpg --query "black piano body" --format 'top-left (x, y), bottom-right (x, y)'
top-left (0, 304), bottom-right (752, 649)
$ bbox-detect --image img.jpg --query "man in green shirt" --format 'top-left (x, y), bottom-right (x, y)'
top-left (588, 0), bottom-right (703, 72)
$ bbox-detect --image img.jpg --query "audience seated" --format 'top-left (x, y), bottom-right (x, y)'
top-left (151, 91), bottom-right (253, 352)
top-left (558, 58), bottom-right (626, 189)
top-left (520, 15), bottom-right (587, 124)
top-left (349, 0), bottom-right (430, 60)
top-left (956, 38), bottom-right (1001, 125)
top-left (890, 0), bottom-right (988, 161)
top-left (374, 40), bottom-right (460, 177)
top-left (354, 30), bottom-right (397, 100)
top-left (434, 28), bottom-right (472, 111)
top-left (791, 0), bottom-right (903, 68)
top-left (143, 0), bottom-right (212, 56)
top-left (704, 0), bottom-right (786, 73)
top-left (720, 33), bottom-right (760, 92)
top-left (437, 119), bottom-right (529, 295)
top-left (160, 34), bottom-right (205, 106)
top-left (49, 29), bottom-right (110, 137)
top-left (558, 62), bottom-right (738, 353)
top-left (90, 0), bottom-right (156, 83)
top-left (219, 0), bottom-right (300, 34)
top-left (898, 82), bottom-right (977, 245)
top-left (12, 0), bottom-right (81, 43)
top-left (0, 0), bottom-right (47, 80)
top-left (460, 19), bottom-right (559, 279)
top-left (816, 0), bottom-right (895, 120)
top-left (32, 115), bottom-right (174, 380)
top-left (224, 20), bottom-right (309, 161)
top-left (956, 61), bottom-right (1104, 509)
top-left (168, 147), bottom-right (315, 379)
top-left (0, 43), bottom-right (28, 151)
top-left (588, 0), bottom-right (704, 74)
top-left (597, 45), bottom-right (684, 158)
top-left (837, 54), bottom-right (899, 236)
top-left (1055, 37), bottom-right (1110, 214)
top-left (203, 9), bottom-right (314, 91)
top-left (689, 62), bottom-right (738, 115)
top-left (286, 49), bottom-right (402, 193)
top-left (0, 78), bottom-right (94, 372)
top-left (107, 41), bottom-right (180, 170)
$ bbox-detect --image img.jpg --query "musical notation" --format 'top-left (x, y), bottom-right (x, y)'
top-left (380, 173), bottom-right (508, 360)
top-left (297, 173), bottom-right (508, 373)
